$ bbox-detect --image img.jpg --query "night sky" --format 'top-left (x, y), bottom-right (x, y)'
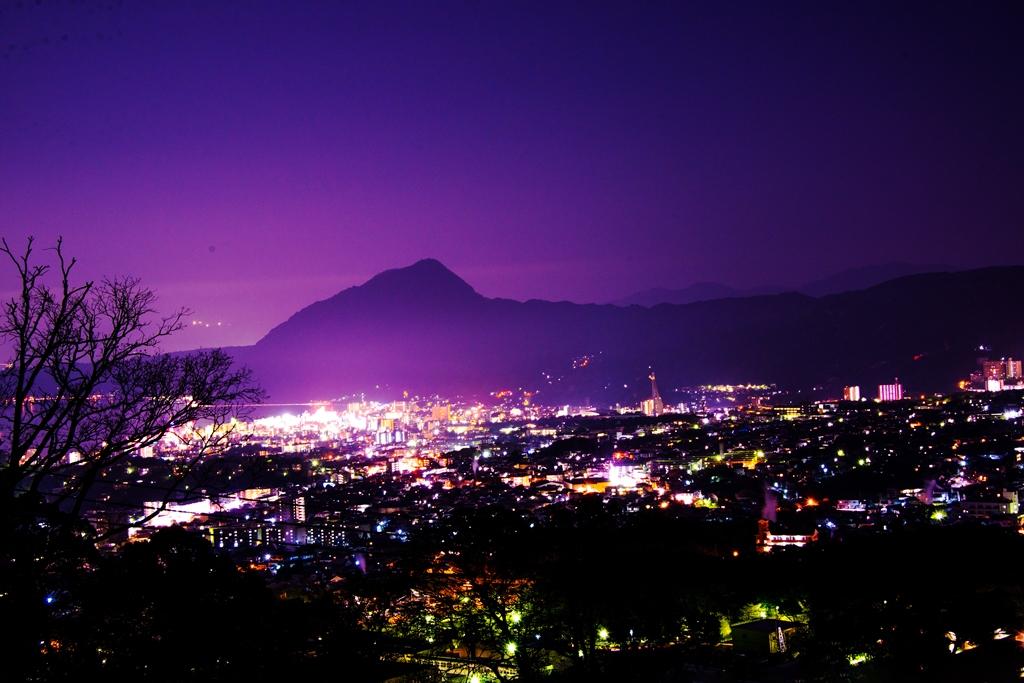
top-left (2, 1), bottom-right (1022, 350)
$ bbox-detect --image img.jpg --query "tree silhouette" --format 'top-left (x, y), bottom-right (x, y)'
top-left (0, 237), bottom-right (264, 678)
top-left (0, 237), bottom-right (262, 526)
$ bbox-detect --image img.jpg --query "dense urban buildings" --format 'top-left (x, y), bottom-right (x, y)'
top-left (971, 358), bottom-right (1024, 393)
top-left (44, 378), bottom-right (1020, 681)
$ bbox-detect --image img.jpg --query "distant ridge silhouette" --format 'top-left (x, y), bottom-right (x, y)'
top-left (613, 282), bottom-right (749, 307)
top-left (614, 262), bottom-right (957, 307)
top-left (223, 261), bottom-right (1024, 402)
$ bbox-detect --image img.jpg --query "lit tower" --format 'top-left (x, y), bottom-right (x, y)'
top-left (643, 370), bottom-right (664, 416)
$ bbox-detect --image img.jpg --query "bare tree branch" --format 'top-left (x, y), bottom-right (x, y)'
top-left (0, 237), bottom-right (263, 531)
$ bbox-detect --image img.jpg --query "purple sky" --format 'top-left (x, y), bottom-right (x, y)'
top-left (2, 1), bottom-right (1022, 350)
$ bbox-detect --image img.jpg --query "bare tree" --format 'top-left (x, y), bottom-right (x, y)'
top-left (0, 237), bottom-right (262, 530)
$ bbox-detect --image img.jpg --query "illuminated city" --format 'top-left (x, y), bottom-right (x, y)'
top-left (56, 376), bottom-right (1021, 681)
top-left (4, 2), bottom-right (1024, 682)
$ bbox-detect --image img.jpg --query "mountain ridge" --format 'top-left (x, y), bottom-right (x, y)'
top-left (614, 262), bottom-right (958, 307)
top-left (222, 261), bottom-right (1024, 403)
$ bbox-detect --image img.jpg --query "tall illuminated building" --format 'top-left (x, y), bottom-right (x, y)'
top-left (982, 359), bottom-right (1006, 380)
top-left (842, 385), bottom-right (861, 401)
top-left (642, 370), bottom-right (664, 416)
top-left (878, 379), bottom-right (903, 402)
top-left (292, 496), bottom-right (307, 523)
top-left (1005, 358), bottom-right (1022, 380)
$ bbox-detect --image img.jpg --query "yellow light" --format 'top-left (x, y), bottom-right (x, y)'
top-left (505, 641), bottom-right (517, 655)
top-left (510, 611), bottom-right (521, 625)
top-left (848, 652), bottom-right (870, 666)
top-left (598, 627), bottom-right (609, 640)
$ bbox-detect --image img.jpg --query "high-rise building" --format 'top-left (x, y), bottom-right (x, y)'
top-left (642, 371), bottom-right (664, 416)
top-left (208, 525), bottom-right (262, 550)
top-left (982, 360), bottom-right (1007, 380)
top-left (292, 496), bottom-right (307, 523)
top-left (878, 380), bottom-right (903, 402)
top-left (1007, 358), bottom-right (1022, 380)
top-left (842, 386), bottom-right (861, 401)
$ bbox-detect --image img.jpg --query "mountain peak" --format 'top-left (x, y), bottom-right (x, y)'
top-left (368, 255), bottom-right (475, 288)
top-left (355, 258), bottom-right (479, 300)
top-left (404, 258), bottom-right (460, 277)
top-left (257, 258), bottom-right (480, 346)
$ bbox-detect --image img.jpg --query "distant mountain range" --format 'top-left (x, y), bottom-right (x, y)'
top-left (224, 259), bottom-right (1024, 403)
top-left (613, 263), bottom-right (956, 306)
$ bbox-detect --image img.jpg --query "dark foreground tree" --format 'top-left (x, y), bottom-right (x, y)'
top-left (0, 237), bottom-right (262, 678)
top-left (0, 237), bottom-right (262, 520)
